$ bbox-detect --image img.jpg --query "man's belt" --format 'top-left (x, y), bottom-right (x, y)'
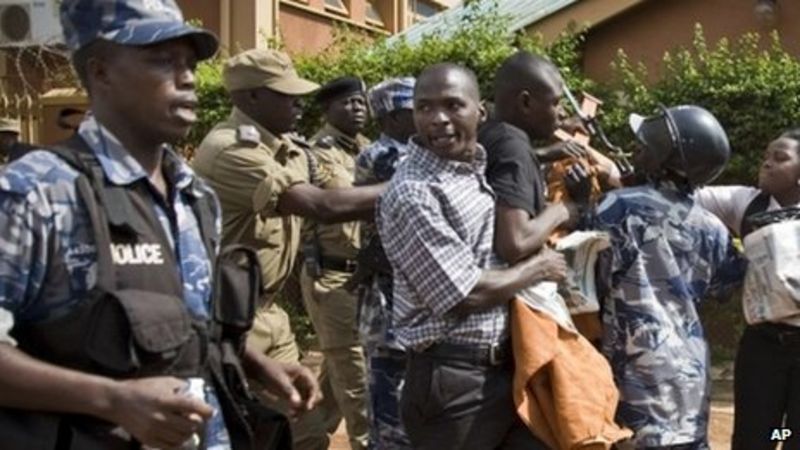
top-left (420, 340), bottom-right (511, 366)
top-left (320, 256), bottom-right (358, 273)
top-left (753, 323), bottom-right (800, 346)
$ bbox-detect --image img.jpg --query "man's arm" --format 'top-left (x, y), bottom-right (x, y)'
top-left (454, 247), bottom-right (567, 315)
top-left (380, 187), bottom-right (567, 319)
top-left (0, 343), bottom-right (211, 449)
top-left (494, 203), bottom-right (570, 264)
top-left (277, 182), bottom-right (386, 224)
top-left (242, 343), bottom-right (322, 419)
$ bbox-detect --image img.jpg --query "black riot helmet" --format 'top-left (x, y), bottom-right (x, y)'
top-left (629, 105), bottom-right (730, 186)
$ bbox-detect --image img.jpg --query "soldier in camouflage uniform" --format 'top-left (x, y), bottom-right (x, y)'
top-left (300, 76), bottom-right (372, 450)
top-left (590, 106), bottom-right (747, 449)
top-left (353, 77), bottom-right (416, 449)
top-left (194, 50), bottom-right (384, 450)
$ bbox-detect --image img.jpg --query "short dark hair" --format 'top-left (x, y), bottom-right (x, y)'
top-left (415, 63), bottom-right (480, 102)
top-left (71, 39), bottom-right (117, 91)
top-left (493, 51), bottom-right (561, 101)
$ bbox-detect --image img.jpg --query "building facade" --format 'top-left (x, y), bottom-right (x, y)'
top-left (0, 0), bottom-right (455, 143)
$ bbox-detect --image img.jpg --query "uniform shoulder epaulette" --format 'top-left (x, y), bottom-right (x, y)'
top-left (315, 135), bottom-right (335, 150)
top-left (287, 133), bottom-right (311, 149)
top-left (236, 125), bottom-right (261, 146)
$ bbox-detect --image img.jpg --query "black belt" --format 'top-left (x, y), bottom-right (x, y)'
top-left (320, 256), bottom-right (358, 273)
top-left (419, 340), bottom-right (511, 366)
top-left (752, 323), bottom-right (800, 346)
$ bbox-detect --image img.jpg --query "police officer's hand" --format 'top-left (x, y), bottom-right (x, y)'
top-left (565, 163), bottom-right (592, 207)
top-left (109, 376), bottom-right (213, 449)
top-left (536, 141), bottom-right (588, 162)
top-left (258, 359), bottom-right (322, 419)
top-left (279, 362), bottom-right (323, 418)
top-left (242, 346), bottom-right (322, 419)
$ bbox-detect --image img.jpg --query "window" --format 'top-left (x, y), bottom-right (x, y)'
top-left (366, 1), bottom-right (385, 27)
top-left (324, 0), bottom-right (349, 15)
top-left (409, 0), bottom-right (438, 19)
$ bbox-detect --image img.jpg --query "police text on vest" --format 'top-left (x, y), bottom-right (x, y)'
top-left (111, 243), bottom-right (165, 265)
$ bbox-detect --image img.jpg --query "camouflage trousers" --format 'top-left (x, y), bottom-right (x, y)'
top-left (365, 346), bottom-right (412, 450)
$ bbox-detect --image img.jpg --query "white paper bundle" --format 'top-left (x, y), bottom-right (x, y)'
top-left (518, 231), bottom-right (610, 332)
top-left (742, 220), bottom-right (800, 324)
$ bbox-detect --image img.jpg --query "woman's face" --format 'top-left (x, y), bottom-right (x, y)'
top-left (758, 136), bottom-right (800, 196)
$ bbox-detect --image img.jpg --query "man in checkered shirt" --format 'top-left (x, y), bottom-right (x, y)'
top-left (376, 63), bottom-right (565, 449)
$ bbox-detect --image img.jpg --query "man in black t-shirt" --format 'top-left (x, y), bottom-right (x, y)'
top-left (479, 51), bottom-right (589, 264)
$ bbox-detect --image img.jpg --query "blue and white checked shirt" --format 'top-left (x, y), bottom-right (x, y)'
top-left (376, 139), bottom-right (507, 351)
top-left (0, 116), bottom-right (230, 448)
top-left (593, 180), bottom-right (746, 448)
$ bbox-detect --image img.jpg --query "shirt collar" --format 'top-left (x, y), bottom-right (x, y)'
top-left (77, 115), bottom-right (205, 198)
top-left (407, 137), bottom-right (487, 175)
top-left (320, 123), bottom-right (366, 154)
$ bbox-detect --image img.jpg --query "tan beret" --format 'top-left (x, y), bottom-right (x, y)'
top-left (0, 117), bottom-right (20, 134)
top-left (223, 49), bottom-right (319, 95)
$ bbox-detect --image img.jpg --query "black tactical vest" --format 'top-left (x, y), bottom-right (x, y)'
top-left (0, 135), bottom-right (289, 450)
top-left (740, 192), bottom-right (771, 237)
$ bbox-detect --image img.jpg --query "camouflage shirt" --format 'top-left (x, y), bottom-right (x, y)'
top-left (355, 133), bottom-right (410, 351)
top-left (593, 181), bottom-right (745, 448)
top-left (0, 116), bottom-right (230, 448)
top-left (354, 133), bottom-right (409, 187)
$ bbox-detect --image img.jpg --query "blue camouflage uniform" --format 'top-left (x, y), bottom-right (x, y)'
top-left (592, 180), bottom-right (745, 449)
top-left (354, 76), bottom-right (415, 450)
top-left (0, 116), bottom-right (231, 449)
top-left (356, 134), bottom-right (412, 450)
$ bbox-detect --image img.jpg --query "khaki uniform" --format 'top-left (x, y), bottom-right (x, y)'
top-left (0, 116), bottom-right (21, 165)
top-left (301, 123), bottom-right (371, 450)
top-left (193, 107), bottom-right (331, 450)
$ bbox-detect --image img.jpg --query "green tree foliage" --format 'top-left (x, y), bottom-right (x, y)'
top-left (184, 60), bottom-right (228, 158)
top-left (604, 24), bottom-right (800, 184)
top-left (188, 8), bottom-right (800, 189)
top-left (187, 0), bottom-right (590, 145)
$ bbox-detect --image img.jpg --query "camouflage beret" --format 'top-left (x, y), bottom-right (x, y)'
top-left (369, 77), bottom-right (415, 118)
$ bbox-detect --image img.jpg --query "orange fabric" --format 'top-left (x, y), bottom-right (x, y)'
top-left (546, 157), bottom-right (603, 242)
top-left (571, 312), bottom-right (603, 344)
top-left (511, 298), bottom-right (632, 450)
top-left (546, 157), bottom-right (603, 205)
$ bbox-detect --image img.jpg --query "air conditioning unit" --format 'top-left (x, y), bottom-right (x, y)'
top-left (0, 0), bottom-right (62, 47)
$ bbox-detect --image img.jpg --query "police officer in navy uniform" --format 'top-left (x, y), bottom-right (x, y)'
top-left (0, 1), bottom-right (320, 449)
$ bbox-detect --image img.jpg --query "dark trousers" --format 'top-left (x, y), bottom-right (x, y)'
top-left (400, 350), bottom-right (549, 450)
top-left (732, 324), bottom-right (800, 450)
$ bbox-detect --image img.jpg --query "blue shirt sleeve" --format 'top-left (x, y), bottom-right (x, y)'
top-left (0, 151), bottom-right (92, 324)
top-left (0, 181), bottom-right (51, 323)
